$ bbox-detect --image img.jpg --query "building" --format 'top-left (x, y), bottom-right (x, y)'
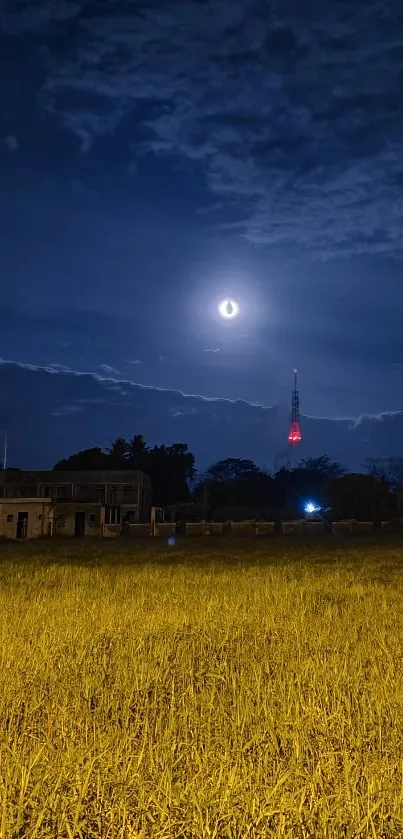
top-left (0, 470), bottom-right (152, 539)
top-left (0, 497), bottom-right (54, 539)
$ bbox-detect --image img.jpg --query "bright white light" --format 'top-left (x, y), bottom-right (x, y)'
top-left (218, 299), bottom-right (239, 319)
top-left (304, 501), bottom-right (322, 515)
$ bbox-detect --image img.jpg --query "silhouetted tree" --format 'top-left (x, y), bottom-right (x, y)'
top-left (147, 443), bottom-right (195, 506)
top-left (53, 436), bottom-right (195, 507)
top-left (127, 435), bottom-right (148, 470)
top-left (203, 458), bottom-right (261, 484)
top-left (364, 457), bottom-right (403, 487)
top-left (298, 455), bottom-right (345, 477)
top-left (107, 437), bottom-right (130, 467)
top-left (270, 456), bottom-right (346, 517)
top-left (54, 447), bottom-right (109, 471)
top-left (325, 473), bottom-right (392, 523)
top-left (194, 458), bottom-right (275, 518)
top-left (52, 441), bottom-right (400, 522)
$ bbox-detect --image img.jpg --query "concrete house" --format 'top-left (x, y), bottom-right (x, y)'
top-left (0, 497), bottom-right (54, 539)
top-left (0, 470), bottom-right (152, 539)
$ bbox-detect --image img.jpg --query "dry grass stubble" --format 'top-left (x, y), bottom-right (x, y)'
top-left (0, 543), bottom-right (403, 837)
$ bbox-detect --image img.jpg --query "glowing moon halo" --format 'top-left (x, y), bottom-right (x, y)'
top-left (218, 299), bottom-right (239, 319)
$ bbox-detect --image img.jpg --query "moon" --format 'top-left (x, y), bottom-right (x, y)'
top-left (218, 299), bottom-right (239, 319)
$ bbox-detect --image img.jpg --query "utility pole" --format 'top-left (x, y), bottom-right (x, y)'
top-left (3, 432), bottom-right (7, 470)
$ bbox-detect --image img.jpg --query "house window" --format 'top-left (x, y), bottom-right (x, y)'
top-left (123, 485), bottom-right (134, 499)
top-left (7, 514), bottom-right (13, 522)
top-left (123, 509), bottom-right (136, 524)
top-left (76, 485), bottom-right (96, 502)
top-left (89, 514), bottom-right (97, 523)
top-left (44, 487), bottom-right (51, 496)
top-left (109, 486), bottom-right (119, 504)
top-left (56, 486), bottom-right (70, 500)
top-left (105, 505), bottom-right (121, 525)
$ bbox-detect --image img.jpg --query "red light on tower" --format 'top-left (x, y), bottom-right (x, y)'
top-left (288, 369), bottom-right (302, 445)
top-left (288, 424), bottom-right (302, 444)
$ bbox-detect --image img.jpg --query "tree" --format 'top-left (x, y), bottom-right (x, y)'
top-left (53, 436), bottom-right (196, 507)
top-left (147, 443), bottom-right (195, 506)
top-left (364, 457), bottom-right (403, 487)
top-left (127, 435), bottom-right (148, 470)
top-left (298, 455), bottom-right (345, 477)
top-left (270, 457), bottom-right (345, 517)
top-left (364, 457), bottom-right (403, 515)
top-left (325, 474), bottom-right (392, 522)
top-left (194, 458), bottom-right (275, 518)
top-left (203, 458), bottom-right (261, 484)
top-left (107, 437), bottom-right (130, 467)
top-left (54, 447), bottom-right (109, 471)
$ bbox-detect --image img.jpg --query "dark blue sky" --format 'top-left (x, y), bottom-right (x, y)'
top-left (1, 0), bottom-right (403, 470)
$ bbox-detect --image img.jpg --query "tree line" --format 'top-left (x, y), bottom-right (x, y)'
top-left (52, 438), bottom-right (403, 523)
top-left (54, 436), bottom-right (195, 508)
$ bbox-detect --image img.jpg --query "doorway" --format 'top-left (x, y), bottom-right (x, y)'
top-left (74, 511), bottom-right (86, 537)
top-left (16, 512), bottom-right (29, 539)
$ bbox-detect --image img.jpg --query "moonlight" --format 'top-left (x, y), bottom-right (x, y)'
top-left (218, 299), bottom-right (239, 319)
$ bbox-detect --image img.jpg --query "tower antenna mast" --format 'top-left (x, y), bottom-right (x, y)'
top-left (273, 370), bottom-right (302, 474)
top-left (288, 369), bottom-right (302, 449)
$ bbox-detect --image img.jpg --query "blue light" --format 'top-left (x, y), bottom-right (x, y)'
top-left (167, 536), bottom-right (176, 547)
top-left (304, 501), bottom-right (321, 514)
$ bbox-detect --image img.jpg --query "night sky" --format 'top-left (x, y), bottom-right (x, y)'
top-left (1, 0), bottom-right (403, 471)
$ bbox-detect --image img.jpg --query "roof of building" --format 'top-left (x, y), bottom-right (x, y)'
top-left (0, 469), bottom-right (150, 485)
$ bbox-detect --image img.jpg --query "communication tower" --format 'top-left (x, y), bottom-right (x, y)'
top-left (288, 369), bottom-right (302, 446)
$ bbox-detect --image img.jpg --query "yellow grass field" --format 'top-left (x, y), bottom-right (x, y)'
top-left (1, 538), bottom-right (403, 838)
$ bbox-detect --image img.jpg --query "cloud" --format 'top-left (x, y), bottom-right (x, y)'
top-left (0, 1), bottom-right (80, 34)
top-left (126, 359), bottom-right (144, 365)
top-left (348, 410), bottom-right (403, 430)
top-left (3, 135), bottom-right (18, 152)
top-left (203, 348), bottom-right (220, 354)
top-left (48, 363), bottom-right (71, 371)
top-left (0, 356), bottom-right (261, 404)
top-left (0, 357), bottom-right (403, 471)
top-left (171, 407), bottom-right (198, 419)
top-left (100, 363), bottom-right (121, 375)
top-left (52, 404), bottom-right (83, 417)
top-left (20, 0), bottom-right (403, 259)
